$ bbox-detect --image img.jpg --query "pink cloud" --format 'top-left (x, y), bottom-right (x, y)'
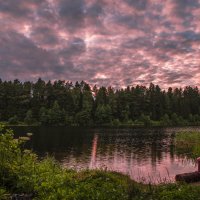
top-left (0, 0), bottom-right (200, 88)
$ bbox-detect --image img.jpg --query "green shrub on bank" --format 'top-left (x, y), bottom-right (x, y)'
top-left (8, 115), bottom-right (18, 125)
top-left (0, 187), bottom-right (9, 200)
top-left (175, 131), bottom-right (200, 159)
top-left (150, 184), bottom-right (200, 200)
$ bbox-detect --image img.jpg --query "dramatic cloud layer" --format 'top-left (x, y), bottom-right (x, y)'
top-left (0, 0), bottom-right (200, 88)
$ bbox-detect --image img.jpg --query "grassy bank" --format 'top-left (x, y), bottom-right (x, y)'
top-left (176, 131), bottom-right (200, 159)
top-left (1, 125), bottom-right (200, 199)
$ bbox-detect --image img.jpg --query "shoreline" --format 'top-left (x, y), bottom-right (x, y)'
top-left (3, 122), bottom-right (200, 129)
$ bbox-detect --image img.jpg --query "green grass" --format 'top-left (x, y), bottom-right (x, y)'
top-left (176, 131), bottom-right (200, 159)
top-left (1, 125), bottom-right (200, 199)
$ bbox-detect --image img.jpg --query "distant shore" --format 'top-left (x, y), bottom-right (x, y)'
top-left (2, 121), bottom-right (200, 129)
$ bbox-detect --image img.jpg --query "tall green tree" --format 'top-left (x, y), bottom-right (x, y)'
top-left (24, 110), bottom-right (33, 125)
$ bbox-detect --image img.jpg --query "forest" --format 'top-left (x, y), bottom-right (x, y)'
top-left (0, 78), bottom-right (200, 126)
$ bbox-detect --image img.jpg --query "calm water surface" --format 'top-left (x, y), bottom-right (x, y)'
top-left (12, 127), bottom-right (200, 183)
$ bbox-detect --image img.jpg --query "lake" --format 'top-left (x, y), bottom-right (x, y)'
top-left (12, 126), bottom-right (200, 184)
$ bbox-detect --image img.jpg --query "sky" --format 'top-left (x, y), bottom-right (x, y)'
top-left (0, 0), bottom-right (200, 88)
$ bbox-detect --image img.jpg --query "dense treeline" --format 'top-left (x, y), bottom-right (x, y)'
top-left (1, 78), bottom-right (200, 126)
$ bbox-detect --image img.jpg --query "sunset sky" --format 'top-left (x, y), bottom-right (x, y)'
top-left (0, 0), bottom-right (200, 88)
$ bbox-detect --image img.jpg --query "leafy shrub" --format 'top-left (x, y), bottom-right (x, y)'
top-left (8, 115), bottom-right (18, 125)
top-left (160, 114), bottom-right (171, 126)
top-left (111, 119), bottom-right (121, 126)
top-left (24, 110), bottom-right (33, 125)
top-left (0, 187), bottom-right (9, 200)
top-left (140, 114), bottom-right (152, 127)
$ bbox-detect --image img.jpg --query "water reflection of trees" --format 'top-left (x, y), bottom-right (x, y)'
top-left (93, 129), bottom-right (174, 166)
top-left (13, 126), bottom-right (196, 181)
top-left (32, 128), bottom-right (176, 169)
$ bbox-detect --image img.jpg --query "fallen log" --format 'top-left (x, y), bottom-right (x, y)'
top-left (175, 157), bottom-right (200, 183)
top-left (175, 171), bottom-right (200, 183)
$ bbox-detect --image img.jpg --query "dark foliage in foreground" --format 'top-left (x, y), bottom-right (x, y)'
top-left (1, 78), bottom-right (200, 126)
